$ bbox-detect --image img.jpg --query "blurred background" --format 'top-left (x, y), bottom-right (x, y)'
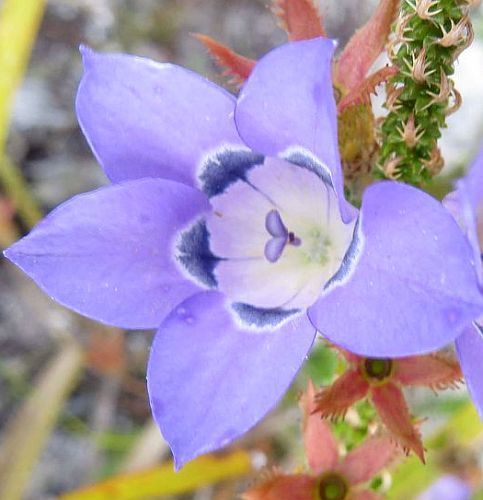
top-left (0, 1), bottom-right (482, 499)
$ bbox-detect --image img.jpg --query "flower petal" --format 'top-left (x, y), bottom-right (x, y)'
top-left (417, 475), bottom-right (472, 500)
top-left (235, 38), bottom-right (354, 222)
top-left (444, 148), bottom-right (483, 286)
top-left (455, 323), bottom-right (483, 418)
top-left (444, 183), bottom-right (482, 287)
top-left (313, 368), bottom-right (369, 420)
top-left (4, 179), bottom-right (209, 329)
top-left (147, 291), bottom-right (316, 468)
top-left (76, 47), bottom-right (244, 185)
top-left (309, 181), bottom-right (483, 357)
top-left (242, 473), bottom-right (316, 500)
top-left (394, 354), bottom-right (462, 390)
top-left (370, 382), bottom-right (425, 462)
top-left (301, 381), bottom-right (339, 474)
top-left (338, 434), bottom-right (398, 485)
top-left (464, 146), bottom-right (483, 211)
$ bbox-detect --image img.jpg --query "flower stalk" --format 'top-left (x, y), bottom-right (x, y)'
top-left (378, 0), bottom-right (475, 184)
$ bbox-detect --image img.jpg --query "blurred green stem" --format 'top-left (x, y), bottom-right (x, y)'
top-left (0, 0), bottom-right (46, 149)
top-left (0, 0), bottom-right (46, 232)
top-left (0, 155), bottom-right (42, 229)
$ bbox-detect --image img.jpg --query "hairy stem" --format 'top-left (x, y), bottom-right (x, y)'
top-left (378, 0), bottom-right (475, 185)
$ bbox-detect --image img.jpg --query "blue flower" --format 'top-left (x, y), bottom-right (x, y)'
top-left (444, 146), bottom-right (483, 418)
top-left (4, 38), bottom-right (482, 468)
top-left (418, 475), bottom-right (472, 500)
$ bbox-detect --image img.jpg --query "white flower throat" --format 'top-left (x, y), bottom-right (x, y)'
top-left (206, 157), bottom-right (356, 310)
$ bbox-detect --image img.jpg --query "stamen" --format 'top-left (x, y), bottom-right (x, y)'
top-left (265, 209), bottom-right (288, 238)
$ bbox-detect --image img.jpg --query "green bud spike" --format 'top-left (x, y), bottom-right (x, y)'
top-left (377, 0), bottom-right (475, 186)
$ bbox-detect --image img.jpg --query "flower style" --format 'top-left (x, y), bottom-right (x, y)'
top-left (242, 382), bottom-right (399, 500)
top-left (3, 38), bottom-right (482, 468)
top-left (443, 147), bottom-right (483, 418)
top-left (313, 348), bottom-right (463, 461)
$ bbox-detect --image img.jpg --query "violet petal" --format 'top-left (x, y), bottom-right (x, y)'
top-left (309, 181), bottom-right (483, 356)
top-left (76, 46), bottom-right (244, 186)
top-left (147, 291), bottom-right (315, 469)
top-left (234, 38), bottom-right (354, 223)
top-left (456, 323), bottom-right (483, 418)
top-left (4, 179), bottom-right (209, 329)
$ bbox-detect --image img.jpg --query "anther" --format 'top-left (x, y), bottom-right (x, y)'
top-left (264, 210), bottom-right (301, 263)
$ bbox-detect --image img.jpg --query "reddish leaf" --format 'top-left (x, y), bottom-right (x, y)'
top-left (394, 353), bottom-right (463, 390)
top-left (300, 381), bottom-right (339, 475)
top-left (338, 434), bottom-right (399, 485)
top-left (371, 382), bottom-right (425, 462)
top-left (337, 66), bottom-right (397, 112)
top-left (242, 472), bottom-right (316, 500)
top-left (336, 0), bottom-right (399, 90)
top-left (272, 0), bottom-right (326, 41)
top-left (194, 33), bottom-right (255, 85)
top-left (314, 369), bottom-right (369, 419)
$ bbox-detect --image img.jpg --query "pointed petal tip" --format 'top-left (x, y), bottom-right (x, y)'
top-left (405, 432), bottom-right (426, 463)
top-left (3, 245), bottom-right (13, 261)
top-left (3, 238), bottom-right (26, 267)
top-left (146, 292), bottom-right (315, 477)
top-left (79, 43), bottom-right (92, 57)
top-left (173, 453), bottom-right (186, 472)
top-left (79, 44), bottom-right (97, 69)
top-left (371, 383), bottom-right (425, 463)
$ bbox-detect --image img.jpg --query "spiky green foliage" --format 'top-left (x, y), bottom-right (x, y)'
top-left (378, 0), bottom-right (474, 185)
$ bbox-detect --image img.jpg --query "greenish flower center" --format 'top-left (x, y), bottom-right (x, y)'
top-left (318, 473), bottom-right (348, 500)
top-left (302, 228), bottom-right (331, 265)
top-left (364, 357), bottom-right (393, 382)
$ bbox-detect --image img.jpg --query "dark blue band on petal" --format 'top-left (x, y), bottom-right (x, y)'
top-left (199, 149), bottom-right (264, 197)
top-left (177, 220), bottom-right (220, 288)
top-left (232, 302), bottom-right (299, 329)
top-left (324, 217), bottom-right (362, 290)
top-left (283, 150), bottom-right (333, 188)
